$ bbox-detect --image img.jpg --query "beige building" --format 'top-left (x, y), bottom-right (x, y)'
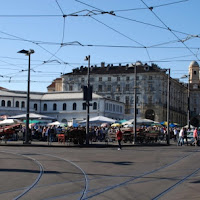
top-left (48, 62), bottom-right (191, 126)
top-left (188, 61), bottom-right (200, 127)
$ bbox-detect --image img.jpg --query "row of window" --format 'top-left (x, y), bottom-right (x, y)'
top-left (105, 103), bottom-right (123, 113)
top-left (71, 75), bottom-right (155, 83)
top-left (1, 100), bottom-right (25, 108)
top-left (0, 100), bottom-right (98, 111)
top-left (43, 102), bottom-right (97, 111)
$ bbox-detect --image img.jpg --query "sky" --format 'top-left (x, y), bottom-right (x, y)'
top-left (0, 0), bottom-right (199, 92)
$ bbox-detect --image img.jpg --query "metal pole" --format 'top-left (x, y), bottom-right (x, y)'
top-left (134, 64), bottom-right (137, 144)
top-left (188, 75), bottom-right (190, 129)
top-left (86, 55), bottom-right (90, 145)
top-left (25, 53), bottom-right (31, 144)
top-left (167, 68), bottom-right (170, 145)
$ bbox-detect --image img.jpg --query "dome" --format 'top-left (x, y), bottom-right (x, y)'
top-left (189, 61), bottom-right (199, 68)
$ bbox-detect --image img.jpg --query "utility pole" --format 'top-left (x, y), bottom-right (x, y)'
top-left (167, 68), bottom-right (170, 145)
top-left (18, 49), bottom-right (34, 144)
top-left (84, 55), bottom-right (91, 145)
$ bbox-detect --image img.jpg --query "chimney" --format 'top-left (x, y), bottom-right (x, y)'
top-left (101, 62), bottom-right (105, 67)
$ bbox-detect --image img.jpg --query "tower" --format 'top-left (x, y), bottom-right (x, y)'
top-left (189, 61), bottom-right (199, 84)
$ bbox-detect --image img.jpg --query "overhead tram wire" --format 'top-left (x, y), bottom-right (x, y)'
top-left (113, 0), bottom-right (189, 12)
top-left (114, 14), bottom-right (191, 36)
top-left (140, 0), bottom-right (200, 62)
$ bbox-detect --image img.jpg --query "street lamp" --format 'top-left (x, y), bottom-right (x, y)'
top-left (181, 74), bottom-right (190, 129)
top-left (84, 55), bottom-right (91, 145)
top-left (18, 49), bottom-right (35, 144)
top-left (130, 61), bottom-right (142, 144)
top-left (161, 68), bottom-right (170, 145)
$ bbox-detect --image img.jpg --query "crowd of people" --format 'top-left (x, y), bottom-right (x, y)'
top-left (0, 121), bottom-right (199, 147)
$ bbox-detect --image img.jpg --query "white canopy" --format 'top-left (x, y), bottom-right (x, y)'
top-left (122, 117), bottom-right (155, 125)
top-left (0, 119), bottom-right (23, 126)
top-left (9, 113), bottom-right (56, 120)
top-left (79, 116), bottom-right (115, 125)
top-left (47, 121), bottom-right (66, 127)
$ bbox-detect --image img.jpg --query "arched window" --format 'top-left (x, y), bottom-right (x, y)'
top-left (43, 104), bottom-right (47, 111)
top-left (21, 101), bottom-right (25, 108)
top-left (73, 103), bottom-right (77, 110)
top-left (145, 109), bottom-right (155, 121)
top-left (15, 101), bottom-right (19, 107)
top-left (61, 119), bottom-right (67, 123)
top-left (82, 103), bottom-right (86, 110)
top-left (1, 100), bottom-right (5, 107)
top-left (93, 102), bottom-right (97, 110)
top-left (63, 103), bottom-right (67, 111)
top-left (53, 103), bottom-right (57, 111)
top-left (34, 103), bottom-right (38, 111)
top-left (7, 100), bottom-right (11, 107)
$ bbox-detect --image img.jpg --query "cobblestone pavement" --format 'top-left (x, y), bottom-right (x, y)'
top-left (0, 141), bottom-right (199, 200)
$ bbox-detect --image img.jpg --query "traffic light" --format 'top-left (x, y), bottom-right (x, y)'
top-left (83, 86), bottom-right (92, 101)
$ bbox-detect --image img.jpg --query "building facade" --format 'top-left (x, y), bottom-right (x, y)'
top-left (50, 62), bottom-right (192, 126)
top-left (188, 61), bottom-right (200, 127)
top-left (0, 89), bottom-right (125, 122)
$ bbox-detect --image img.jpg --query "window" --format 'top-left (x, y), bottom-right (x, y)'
top-left (125, 96), bottom-right (129, 104)
top-left (116, 96), bottom-right (120, 101)
top-left (15, 101), bottom-right (19, 108)
top-left (113, 104), bottom-right (115, 112)
top-left (7, 101), bottom-right (11, 107)
top-left (126, 76), bottom-right (130, 81)
top-left (98, 85), bottom-right (102, 92)
top-left (82, 102), bottom-right (86, 110)
top-left (81, 78), bottom-right (85, 82)
top-left (117, 76), bottom-right (120, 81)
top-left (43, 104), bottom-right (47, 111)
top-left (148, 96), bottom-right (153, 104)
top-left (1, 100), bottom-right (5, 107)
top-left (116, 85), bottom-right (120, 92)
top-left (34, 103), bottom-right (38, 111)
top-left (107, 85), bottom-right (111, 91)
top-left (53, 103), bottom-right (57, 111)
top-left (21, 101), bottom-right (25, 108)
top-left (149, 76), bottom-right (152, 80)
top-left (125, 84), bottom-right (129, 91)
top-left (73, 103), bottom-right (77, 110)
top-left (93, 102), bottom-right (97, 110)
top-left (69, 85), bottom-right (73, 91)
top-left (194, 71), bottom-right (197, 75)
top-left (63, 103), bottom-right (67, 110)
top-left (99, 77), bottom-right (102, 81)
top-left (108, 77), bottom-right (111, 81)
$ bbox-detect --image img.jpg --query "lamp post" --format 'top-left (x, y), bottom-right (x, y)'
top-left (181, 74), bottom-right (190, 129)
top-left (130, 61), bottom-right (142, 144)
top-left (161, 68), bottom-right (170, 145)
top-left (18, 49), bottom-right (35, 144)
top-left (84, 55), bottom-right (91, 145)
top-left (167, 68), bottom-right (170, 145)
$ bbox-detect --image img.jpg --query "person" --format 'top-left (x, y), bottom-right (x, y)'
top-left (116, 128), bottom-right (123, 150)
top-left (173, 127), bottom-right (178, 142)
top-left (193, 127), bottom-right (198, 146)
top-left (178, 127), bottom-right (184, 146)
top-left (183, 128), bottom-right (188, 146)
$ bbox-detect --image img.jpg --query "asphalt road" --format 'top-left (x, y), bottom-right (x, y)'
top-left (0, 143), bottom-right (199, 200)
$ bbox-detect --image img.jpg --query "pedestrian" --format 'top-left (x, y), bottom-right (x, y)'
top-left (193, 127), bottom-right (198, 146)
top-left (178, 127), bottom-right (184, 146)
top-left (183, 128), bottom-right (188, 146)
top-left (173, 127), bottom-right (178, 142)
top-left (116, 128), bottom-right (123, 150)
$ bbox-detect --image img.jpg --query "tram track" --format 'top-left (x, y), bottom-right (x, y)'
top-left (0, 151), bottom-right (88, 200)
top-left (84, 149), bottom-right (200, 199)
top-left (0, 147), bottom-right (199, 200)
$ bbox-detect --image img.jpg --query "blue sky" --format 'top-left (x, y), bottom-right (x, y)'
top-left (0, 0), bottom-right (199, 92)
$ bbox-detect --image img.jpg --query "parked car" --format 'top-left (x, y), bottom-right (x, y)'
top-left (184, 131), bottom-right (200, 146)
